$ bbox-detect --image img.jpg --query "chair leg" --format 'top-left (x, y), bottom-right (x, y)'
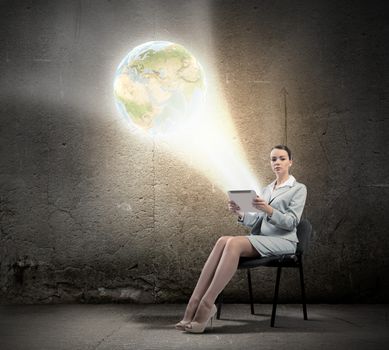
top-left (216, 292), bottom-right (223, 320)
top-left (299, 260), bottom-right (308, 320)
top-left (247, 269), bottom-right (255, 314)
top-left (271, 267), bottom-right (282, 327)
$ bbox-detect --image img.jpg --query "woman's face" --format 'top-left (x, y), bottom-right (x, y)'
top-left (270, 149), bottom-right (292, 176)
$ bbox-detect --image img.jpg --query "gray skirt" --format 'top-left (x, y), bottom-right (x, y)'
top-left (246, 235), bottom-right (297, 257)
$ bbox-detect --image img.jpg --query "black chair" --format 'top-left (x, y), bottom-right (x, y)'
top-left (216, 219), bottom-right (312, 327)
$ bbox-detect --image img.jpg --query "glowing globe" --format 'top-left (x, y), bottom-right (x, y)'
top-left (114, 41), bottom-right (206, 136)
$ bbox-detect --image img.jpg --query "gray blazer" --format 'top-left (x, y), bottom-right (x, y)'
top-left (241, 178), bottom-right (307, 242)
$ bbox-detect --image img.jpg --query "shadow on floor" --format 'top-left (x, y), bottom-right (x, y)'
top-left (131, 313), bottom-right (330, 334)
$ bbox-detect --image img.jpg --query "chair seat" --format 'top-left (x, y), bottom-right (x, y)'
top-left (238, 254), bottom-right (299, 269)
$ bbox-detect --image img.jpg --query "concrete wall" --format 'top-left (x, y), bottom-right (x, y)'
top-left (0, 0), bottom-right (388, 303)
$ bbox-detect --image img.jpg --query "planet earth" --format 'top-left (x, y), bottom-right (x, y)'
top-left (113, 41), bottom-right (206, 136)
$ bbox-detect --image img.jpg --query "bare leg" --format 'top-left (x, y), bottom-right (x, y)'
top-left (179, 236), bottom-right (233, 323)
top-left (188, 236), bottom-right (259, 324)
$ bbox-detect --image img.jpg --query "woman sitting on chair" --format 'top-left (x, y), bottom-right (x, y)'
top-left (175, 144), bottom-right (307, 333)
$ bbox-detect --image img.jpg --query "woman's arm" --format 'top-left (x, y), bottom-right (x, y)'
top-left (241, 211), bottom-right (265, 228)
top-left (228, 200), bottom-right (264, 228)
top-left (265, 185), bottom-right (307, 231)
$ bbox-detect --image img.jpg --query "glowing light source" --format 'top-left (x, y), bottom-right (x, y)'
top-left (114, 41), bottom-right (261, 193)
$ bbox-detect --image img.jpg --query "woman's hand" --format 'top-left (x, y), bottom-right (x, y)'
top-left (228, 200), bottom-right (244, 218)
top-left (252, 196), bottom-right (274, 217)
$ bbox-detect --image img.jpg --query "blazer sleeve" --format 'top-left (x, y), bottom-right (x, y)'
top-left (240, 211), bottom-right (265, 228)
top-left (266, 184), bottom-right (307, 231)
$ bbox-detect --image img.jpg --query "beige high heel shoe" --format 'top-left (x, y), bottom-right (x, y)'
top-left (184, 304), bottom-right (217, 334)
top-left (175, 320), bottom-right (191, 330)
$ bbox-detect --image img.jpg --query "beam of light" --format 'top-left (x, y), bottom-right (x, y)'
top-left (157, 104), bottom-right (261, 194)
top-left (114, 41), bottom-right (261, 194)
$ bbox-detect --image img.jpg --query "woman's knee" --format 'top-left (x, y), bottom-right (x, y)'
top-left (225, 236), bottom-right (252, 254)
top-left (225, 236), bottom-right (240, 249)
top-left (216, 236), bottom-right (233, 247)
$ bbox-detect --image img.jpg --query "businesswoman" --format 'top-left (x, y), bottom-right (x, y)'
top-left (175, 145), bottom-right (307, 333)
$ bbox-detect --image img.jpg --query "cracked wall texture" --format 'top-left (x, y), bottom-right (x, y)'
top-left (0, 0), bottom-right (388, 303)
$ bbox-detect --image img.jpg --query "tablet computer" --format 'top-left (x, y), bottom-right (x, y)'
top-left (227, 190), bottom-right (259, 212)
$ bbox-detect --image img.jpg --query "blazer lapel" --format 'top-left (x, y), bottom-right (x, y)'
top-left (268, 186), bottom-right (293, 204)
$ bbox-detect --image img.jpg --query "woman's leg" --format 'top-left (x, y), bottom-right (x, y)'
top-left (189, 236), bottom-right (259, 324)
top-left (180, 236), bottom-right (233, 322)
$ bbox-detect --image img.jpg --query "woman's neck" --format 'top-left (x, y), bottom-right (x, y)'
top-left (275, 174), bottom-right (290, 186)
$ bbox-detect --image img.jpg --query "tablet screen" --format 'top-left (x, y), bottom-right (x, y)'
top-left (227, 190), bottom-right (259, 212)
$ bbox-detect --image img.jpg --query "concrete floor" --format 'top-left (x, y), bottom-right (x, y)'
top-left (0, 304), bottom-right (388, 350)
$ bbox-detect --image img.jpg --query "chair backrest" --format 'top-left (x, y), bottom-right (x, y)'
top-left (296, 219), bottom-right (312, 256)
